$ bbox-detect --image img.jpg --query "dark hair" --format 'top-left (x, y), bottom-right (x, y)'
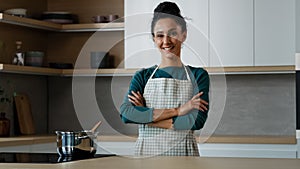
top-left (151, 1), bottom-right (187, 37)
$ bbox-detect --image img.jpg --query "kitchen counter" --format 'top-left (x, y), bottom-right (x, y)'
top-left (0, 135), bottom-right (296, 148)
top-left (0, 156), bottom-right (299, 169)
top-left (99, 135), bottom-right (297, 144)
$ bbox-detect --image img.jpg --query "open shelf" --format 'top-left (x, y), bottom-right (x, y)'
top-left (0, 64), bottom-right (295, 76)
top-left (0, 64), bottom-right (137, 76)
top-left (62, 68), bottom-right (138, 76)
top-left (61, 22), bottom-right (124, 32)
top-left (0, 64), bottom-right (61, 76)
top-left (0, 13), bottom-right (124, 32)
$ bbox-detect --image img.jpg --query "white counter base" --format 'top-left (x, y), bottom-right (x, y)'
top-left (96, 142), bottom-right (298, 159)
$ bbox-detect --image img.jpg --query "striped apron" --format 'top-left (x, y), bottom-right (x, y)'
top-left (135, 65), bottom-right (199, 156)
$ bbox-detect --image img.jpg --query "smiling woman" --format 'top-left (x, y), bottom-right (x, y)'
top-left (120, 1), bottom-right (210, 157)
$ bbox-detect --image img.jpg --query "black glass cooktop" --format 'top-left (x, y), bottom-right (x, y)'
top-left (0, 152), bottom-right (115, 163)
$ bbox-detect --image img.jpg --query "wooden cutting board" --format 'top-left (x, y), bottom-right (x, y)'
top-left (14, 93), bottom-right (36, 135)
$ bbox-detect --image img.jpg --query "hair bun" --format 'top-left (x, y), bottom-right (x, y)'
top-left (154, 1), bottom-right (182, 18)
top-left (151, 1), bottom-right (187, 35)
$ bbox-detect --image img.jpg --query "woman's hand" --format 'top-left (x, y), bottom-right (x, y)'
top-left (177, 92), bottom-right (208, 116)
top-left (148, 119), bottom-right (173, 129)
top-left (128, 91), bottom-right (145, 106)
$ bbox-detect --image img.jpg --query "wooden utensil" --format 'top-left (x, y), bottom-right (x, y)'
top-left (14, 93), bottom-right (35, 135)
top-left (91, 121), bottom-right (102, 133)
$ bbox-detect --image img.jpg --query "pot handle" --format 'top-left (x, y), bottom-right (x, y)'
top-left (78, 135), bottom-right (90, 139)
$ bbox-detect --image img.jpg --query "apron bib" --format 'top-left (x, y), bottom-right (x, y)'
top-left (135, 65), bottom-right (199, 156)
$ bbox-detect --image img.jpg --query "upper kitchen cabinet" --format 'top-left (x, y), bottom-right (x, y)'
top-left (124, 0), bottom-right (209, 69)
top-left (254, 0), bottom-right (295, 66)
top-left (210, 0), bottom-right (253, 67)
top-left (297, 0), bottom-right (300, 53)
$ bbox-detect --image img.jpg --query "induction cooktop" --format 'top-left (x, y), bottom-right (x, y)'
top-left (0, 152), bottom-right (116, 163)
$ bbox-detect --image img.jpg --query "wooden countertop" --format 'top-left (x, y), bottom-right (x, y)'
top-left (98, 135), bottom-right (297, 144)
top-left (0, 134), bottom-right (296, 148)
top-left (0, 156), bottom-right (299, 169)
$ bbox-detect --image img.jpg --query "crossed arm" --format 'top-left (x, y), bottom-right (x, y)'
top-left (128, 91), bottom-right (208, 129)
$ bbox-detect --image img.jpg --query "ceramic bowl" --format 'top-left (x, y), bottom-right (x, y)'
top-left (25, 51), bottom-right (44, 67)
top-left (4, 8), bottom-right (27, 17)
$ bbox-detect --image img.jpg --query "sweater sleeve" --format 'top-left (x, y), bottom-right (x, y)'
top-left (119, 69), bottom-right (154, 124)
top-left (173, 68), bottom-right (209, 130)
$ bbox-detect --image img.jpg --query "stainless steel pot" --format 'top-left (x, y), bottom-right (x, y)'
top-left (55, 130), bottom-right (97, 157)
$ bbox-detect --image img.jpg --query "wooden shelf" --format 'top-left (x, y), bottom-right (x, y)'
top-left (0, 64), bottom-right (137, 76)
top-left (0, 13), bottom-right (124, 32)
top-left (0, 64), bottom-right (61, 76)
top-left (62, 68), bottom-right (138, 76)
top-left (61, 22), bottom-right (124, 32)
top-left (0, 64), bottom-right (295, 76)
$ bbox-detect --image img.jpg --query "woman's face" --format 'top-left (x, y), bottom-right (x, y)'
top-left (153, 18), bottom-right (187, 60)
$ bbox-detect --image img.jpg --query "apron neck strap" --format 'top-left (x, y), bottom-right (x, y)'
top-left (184, 66), bottom-right (191, 81)
top-left (149, 65), bottom-right (191, 81)
top-left (149, 65), bottom-right (159, 79)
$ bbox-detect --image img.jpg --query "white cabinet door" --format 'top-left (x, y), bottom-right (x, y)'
top-left (254, 0), bottom-right (295, 66)
top-left (297, 0), bottom-right (300, 53)
top-left (125, 0), bottom-right (209, 69)
top-left (210, 0), bottom-right (254, 67)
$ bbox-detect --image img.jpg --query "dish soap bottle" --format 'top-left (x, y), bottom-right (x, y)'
top-left (0, 112), bottom-right (10, 137)
top-left (12, 41), bottom-right (24, 66)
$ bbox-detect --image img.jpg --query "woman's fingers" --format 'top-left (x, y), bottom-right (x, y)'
top-left (128, 91), bottom-right (144, 106)
top-left (192, 92), bottom-right (207, 102)
top-left (199, 103), bottom-right (208, 111)
top-left (192, 102), bottom-right (207, 111)
top-left (128, 94), bottom-right (136, 102)
top-left (191, 93), bottom-right (209, 111)
top-left (193, 98), bottom-right (209, 106)
top-left (131, 91), bottom-right (142, 99)
top-left (200, 99), bottom-right (209, 106)
top-left (128, 95), bottom-right (139, 105)
top-left (192, 92), bottom-right (203, 100)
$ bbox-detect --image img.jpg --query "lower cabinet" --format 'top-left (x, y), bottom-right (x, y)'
top-left (97, 141), bottom-right (298, 158)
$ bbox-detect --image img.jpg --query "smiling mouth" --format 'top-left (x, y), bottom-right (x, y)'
top-left (162, 46), bottom-right (174, 51)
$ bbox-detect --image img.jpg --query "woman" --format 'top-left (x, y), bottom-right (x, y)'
top-left (120, 1), bottom-right (209, 156)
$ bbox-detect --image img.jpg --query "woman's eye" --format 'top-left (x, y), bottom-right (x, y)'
top-left (169, 31), bottom-right (177, 37)
top-left (155, 34), bottom-right (164, 38)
